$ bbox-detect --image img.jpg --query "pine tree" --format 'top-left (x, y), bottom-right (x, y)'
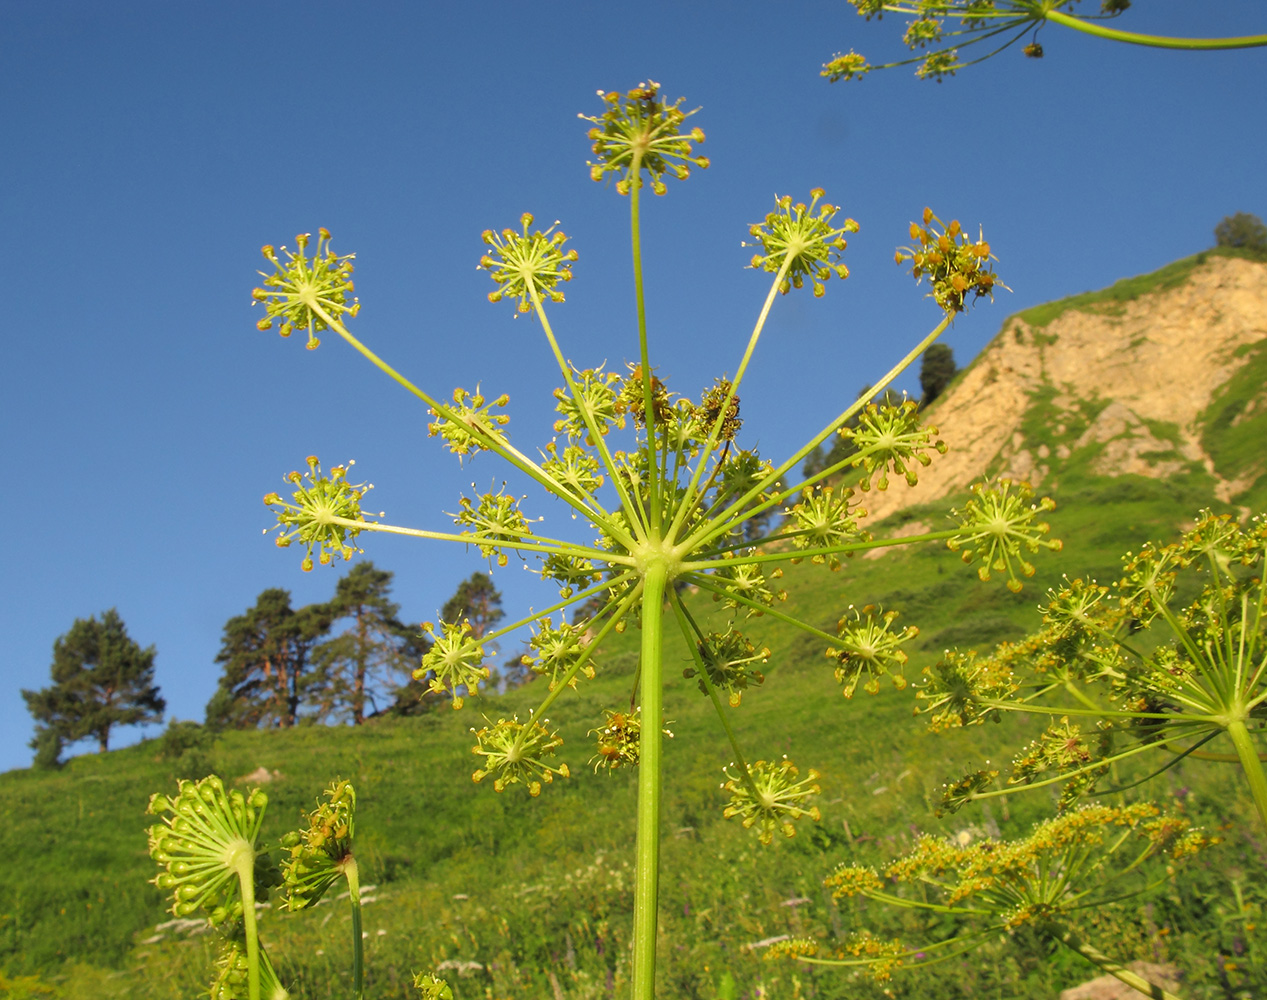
top-left (919, 343), bottom-right (958, 407)
top-left (22, 609), bottom-right (165, 755)
top-left (441, 572), bottom-right (504, 639)
top-left (206, 589), bottom-right (332, 728)
top-left (310, 562), bottom-right (427, 724)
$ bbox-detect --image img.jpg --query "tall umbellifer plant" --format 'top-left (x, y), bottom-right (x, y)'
top-left (251, 81), bottom-right (1060, 999)
top-left (922, 509), bottom-right (1267, 831)
top-left (147, 776), bottom-right (288, 1000)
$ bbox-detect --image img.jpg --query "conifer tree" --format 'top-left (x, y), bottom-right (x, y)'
top-left (206, 589), bottom-right (332, 728)
top-left (440, 572), bottom-right (504, 639)
top-left (918, 342), bottom-right (958, 407)
top-left (22, 609), bottom-right (165, 755)
top-left (310, 562), bottom-right (426, 724)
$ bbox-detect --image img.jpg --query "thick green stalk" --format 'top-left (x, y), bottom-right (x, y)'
top-left (1055, 925), bottom-right (1184, 1000)
top-left (1044, 9), bottom-right (1267, 51)
top-left (343, 856), bottom-right (364, 1000)
top-left (631, 561), bottom-right (668, 1000)
top-left (230, 842), bottom-right (261, 1000)
top-left (1227, 718), bottom-right (1267, 833)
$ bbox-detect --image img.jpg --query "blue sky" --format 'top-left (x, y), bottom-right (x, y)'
top-left (3, 1), bottom-right (1263, 772)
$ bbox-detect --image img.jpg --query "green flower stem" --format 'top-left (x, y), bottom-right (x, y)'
top-left (853, 887), bottom-right (988, 917)
top-left (1093, 732), bottom-right (1224, 792)
top-left (229, 840), bottom-right (262, 1000)
top-left (668, 261), bottom-right (791, 543)
top-left (475, 571), bottom-right (639, 648)
top-left (1161, 736), bottom-right (1252, 765)
top-left (1062, 679), bottom-right (1106, 715)
top-left (668, 591), bottom-right (761, 801)
top-left (686, 313), bottom-right (953, 555)
top-left (685, 572), bottom-right (838, 649)
top-left (980, 698), bottom-right (1216, 725)
top-left (306, 302), bottom-right (612, 530)
top-left (511, 584), bottom-right (643, 755)
top-left (961, 728), bottom-right (1212, 804)
top-left (693, 429), bottom-right (928, 544)
top-left (343, 856), bottom-right (364, 1000)
top-left (528, 284), bottom-right (645, 549)
top-left (628, 152), bottom-right (663, 534)
top-left (685, 528), bottom-right (962, 571)
top-left (797, 931), bottom-right (993, 969)
top-left (1227, 718), bottom-right (1267, 832)
top-left (631, 560), bottom-right (668, 1000)
top-left (328, 515), bottom-right (631, 567)
top-left (1147, 594), bottom-right (1232, 704)
top-left (1054, 925), bottom-right (1184, 1000)
top-left (1044, 9), bottom-right (1267, 51)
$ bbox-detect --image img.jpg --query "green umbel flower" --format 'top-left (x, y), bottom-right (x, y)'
top-left (416, 619), bottom-right (490, 709)
top-left (427, 386), bottom-right (510, 459)
top-left (253, 229), bottom-right (358, 349)
top-left (828, 604), bottom-right (918, 697)
top-left (722, 756), bottom-right (821, 844)
top-left (470, 715), bottom-right (570, 795)
top-left (580, 80), bottom-right (708, 195)
top-left (947, 478), bottom-right (1061, 591)
top-left (686, 627), bottom-right (768, 707)
top-left (522, 617), bottom-right (595, 690)
top-left (747, 189), bottom-right (858, 297)
top-left (280, 780), bottom-right (356, 911)
top-left (589, 708), bottom-right (644, 771)
top-left (451, 487), bottom-right (536, 567)
top-left (552, 366), bottom-right (624, 441)
top-left (916, 647), bottom-right (1018, 732)
top-left (897, 208), bottom-right (1000, 313)
top-left (147, 775), bottom-right (270, 924)
top-left (263, 457), bottom-right (371, 572)
top-left (479, 213), bottom-right (577, 314)
top-left (841, 398), bottom-right (947, 491)
top-left (820, 50), bottom-right (871, 81)
top-left (786, 483), bottom-right (866, 569)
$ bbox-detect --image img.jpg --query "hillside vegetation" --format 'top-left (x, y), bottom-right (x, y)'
top-left (4, 254), bottom-right (1266, 999)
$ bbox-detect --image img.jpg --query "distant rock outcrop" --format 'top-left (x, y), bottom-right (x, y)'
top-left (860, 254), bottom-right (1267, 523)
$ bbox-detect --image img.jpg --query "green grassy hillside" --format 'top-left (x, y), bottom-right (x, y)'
top-left (5, 255), bottom-right (1267, 999)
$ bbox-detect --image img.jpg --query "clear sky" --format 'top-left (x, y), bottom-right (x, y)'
top-left (3, 1), bottom-right (1263, 773)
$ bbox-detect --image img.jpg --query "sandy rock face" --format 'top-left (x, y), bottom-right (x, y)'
top-left (859, 255), bottom-right (1267, 523)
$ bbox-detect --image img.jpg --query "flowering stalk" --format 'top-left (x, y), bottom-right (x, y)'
top-left (920, 510), bottom-right (1267, 829)
top-left (280, 780), bottom-right (362, 999)
top-left (822, 1), bottom-right (1267, 84)
top-left (147, 776), bottom-right (284, 1000)
top-left (798, 802), bottom-right (1210, 996)
top-left (249, 81), bottom-right (1058, 1000)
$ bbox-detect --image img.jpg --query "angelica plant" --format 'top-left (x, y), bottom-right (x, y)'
top-left (785, 802), bottom-right (1211, 999)
top-left (279, 780), bottom-right (363, 999)
top-left (251, 81), bottom-right (1059, 1000)
top-left (823, 1), bottom-right (1267, 83)
top-left (921, 509), bottom-right (1267, 832)
top-left (146, 776), bottom-right (287, 1000)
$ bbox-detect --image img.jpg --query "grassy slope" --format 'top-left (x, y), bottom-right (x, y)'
top-left (5, 255), bottom-right (1267, 998)
top-left (6, 480), bottom-right (1262, 999)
